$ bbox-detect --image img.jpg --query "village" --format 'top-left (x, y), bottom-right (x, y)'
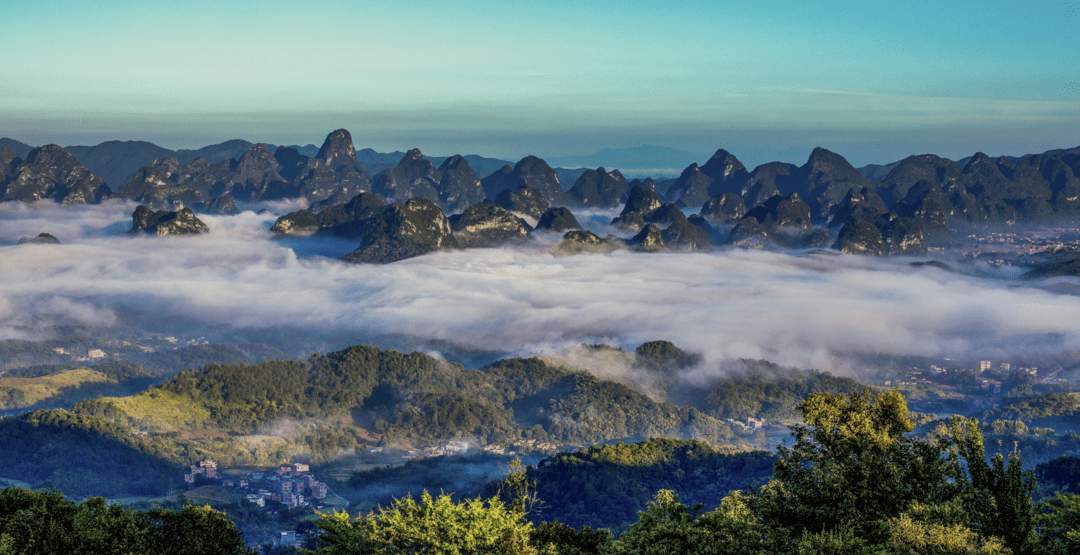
top-left (180, 437), bottom-right (560, 551)
top-left (880, 356), bottom-right (1072, 411)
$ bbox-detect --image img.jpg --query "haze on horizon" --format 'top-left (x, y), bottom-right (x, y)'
top-left (3, 0), bottom-right (1078, 167)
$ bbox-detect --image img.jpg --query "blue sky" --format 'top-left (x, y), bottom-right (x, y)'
top-left (2, 0), bottom-right (1078, 166)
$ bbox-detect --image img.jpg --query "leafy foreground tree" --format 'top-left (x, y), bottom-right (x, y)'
top-left (604, 390), bottom-right (1037, 555)
top-left (0, 488), bottom-right (251, 555)
top-left (1033, 493), bottom-right (1080, 555)
top-left (307, 491), bottom-right (536, 555)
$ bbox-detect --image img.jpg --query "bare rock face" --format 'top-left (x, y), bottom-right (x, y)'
top-left (199, 193), bottom-right (240, 215)
top-left (232, 143), bottom-right (294, 200)
top-left (371, 148), bottom-right (441, 204)
top-left (667, 150), bottom-right (749, 209)
top-left (727, 218), bottom-right (771, 249)
top-left (494, 185), bottom-right (550, 219)
top-left (892, 180), bottom-right (957, 246)
top-left (308, 190), bottom-right (352, 212)
top-left (874, 212), bottom-right (927, 256)
top-left (832, 218), bottom-right (886, 256)
top-left (271, 210), bottom-right (321, 235)
top-left (668, 164), bottom-right (714, 209)
top-left (879, 154), bottom-right (963, 206)
top-left (799, 147), bottom-right (876, 221)
top-left (341, 198), bottom-right (458, 264)
top-left (535, 207), bottom-right (582, 232)
top-left (726, 193), bottom-right (820, 249)
top-left (643, 203), bottom-right (687, 226)
top-left (564, 167), bottom-right (628, 208)
top-left (129, 206), bottom-right (209, 236)
top-left (509, 155), bottom-right (563, 203)
top-left (113, 166), bottom-right (203, 210)
top-left (480, 156), bottom-right (562, 204)
top-left (0, 147), bottom-right (21, 183)
top-left (660, 219), bottom-right (713, 251)
top-left (317, 192), bottom-right (388, 236)
top-left (827, 187), bottom-right (888, 229)
top-left (620, 178), bottom-right (656, 203)
top-left (554, 230), bottom-right (623, 255)
top-left (831, 210), bottom-right (926, 256)
top-left (271, 192), bottom-right (388, 236)
top-left (438, 155), bottom-right (485, 213)
top-left (630, 224), bottom-right (666, 252)
top-left (700, 193), bottom-right (746, 224)
top-left (611, 211), bottom-right (646, 233)
top-left (743, 192), bottom-right (813, 231)
top-left (739, 162), bottom-right (796, 209)
top-left (448, 201), bottom-right (532, 248)
top-left (612, 185), bottom-right (664, 231)
top-left (295, 129), bottom-right (372, 202)
top-left (622, 184), bottom-right (664, 216)
top-left (2, 145), bottom-right (111, 204)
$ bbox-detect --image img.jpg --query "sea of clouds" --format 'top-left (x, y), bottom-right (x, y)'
top-left (2, 200), bottom-right (1078, 377)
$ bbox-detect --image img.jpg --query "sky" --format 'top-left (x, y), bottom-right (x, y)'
top-left (2, 0), bottom-right (1078, 166)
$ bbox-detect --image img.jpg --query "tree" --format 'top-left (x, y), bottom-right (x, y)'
top-left (530, 521), bottom-right (611, 555)
top-left (0, 488), bottom-right (250, 555)
top-left (308, 491), bottom-right (535, 555)
top-left (606, 489), bottom-right (778, 555)
top-left (885, 500), bottom-right (1009, 555)
top-left (141, 504), bottom-right (251, 555)
top-left (1033, 493), bottom-right (1080, 555)
top-left (758, 390), bottom-right (958, 540)
top-left (605, 490), bottom-right (712, 555)
top-left (948, 416), bottom-right (1036, 554)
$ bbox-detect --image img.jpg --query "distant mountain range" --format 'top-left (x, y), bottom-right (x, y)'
top-left (4, 130), bottom-right (1079, 256)
top-left (548, 145), bottom-right (817, 176)
top-left (0, 137), bottom-right (520, 192)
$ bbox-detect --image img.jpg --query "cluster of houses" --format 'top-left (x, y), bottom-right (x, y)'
top-left (183, 460), bottom-right (330, 510)
top-left (482, 438), bottom-right (559, 456)
top-left (725, 417), bottom-right (768, 434)
top-left (377, 438), bottom-right (560, 459)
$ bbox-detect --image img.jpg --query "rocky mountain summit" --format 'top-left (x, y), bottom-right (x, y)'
top-left (554, 230), bottom-right (623, 255)
top-left (1, 145), bottom-right (111, 204)
top-left (611, 185), bottom-right (665, 231)
top-left (535, 207), bottom-right (582, 232)
top-left (129, 206), bottom-right (209, 236)
top-left (494, 185), bottom-right (550, 219)
top-left (564, 167), bottom-right (629, 208)
top-left (666, 149), bottom-right (749, 209)
top-left (341, 199), bottom-right (458, 264)
top-left (832, 212), bottom-right (926, 256)
top-left (17, 233), bottom-right (61, 245)
top-left (726, 193), bottom-right (830, 249)
top-left (6, 131), bottom-right (1080, 263)
top-left (271, 192), bottom-right (387, 236)
top-left (700, 193), bottom-right (747, 224)
top-left (448, 202), bottom-right (532, 248)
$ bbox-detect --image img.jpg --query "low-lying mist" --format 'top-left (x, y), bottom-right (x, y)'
top-left (3, 200), bottom-right (1079, 379)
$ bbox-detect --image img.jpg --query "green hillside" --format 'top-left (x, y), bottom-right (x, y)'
top-left (0, 343), bottom-right (749, 497)
top-left (0, 369), bottom-right (114, 411)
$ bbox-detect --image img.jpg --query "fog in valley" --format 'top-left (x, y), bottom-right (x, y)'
top-left (2, 200), bottom-right (1079, 380)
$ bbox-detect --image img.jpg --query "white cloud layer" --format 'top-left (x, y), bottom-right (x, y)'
top-left (2, 200), bottom-right (1078, 376)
